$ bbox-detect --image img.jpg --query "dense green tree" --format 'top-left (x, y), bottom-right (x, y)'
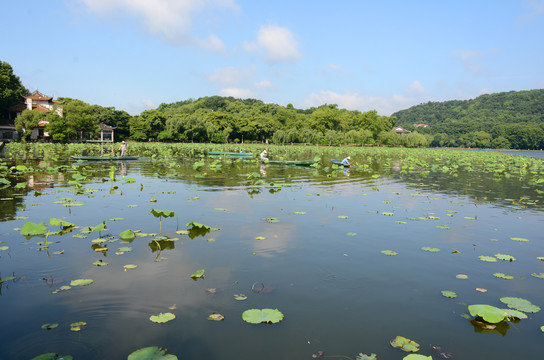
top-left (0, 61), bottom-right (28, 117)
top-left (129, 109), bottom-right (166, 141)
top-left (14, 109), bottom-right (45, 141)
top-left (52, 98), bottom-right (99, 141)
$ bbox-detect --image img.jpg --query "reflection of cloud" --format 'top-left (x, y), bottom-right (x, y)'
top-left (244, 25), bottom-right (301, 63)
top-left (238, 223), bottom-right (294, 258)
top-left (78, 0), bottom-right (238, 51)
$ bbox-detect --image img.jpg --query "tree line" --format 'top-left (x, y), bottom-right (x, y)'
top-left (393, 89), bottom-right (544, 149)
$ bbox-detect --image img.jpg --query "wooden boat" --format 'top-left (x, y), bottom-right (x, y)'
top-left (208, 151), bottom-right (253, 157)
top-left (263, 160), bottom-right (318, 166)
top-left (331, 159), bottom-right (350, 167)
top-left (71, 155), bottom-right (139, 161)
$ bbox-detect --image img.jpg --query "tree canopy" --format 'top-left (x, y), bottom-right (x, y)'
top-left (0, 61), bottom-right (28, 117)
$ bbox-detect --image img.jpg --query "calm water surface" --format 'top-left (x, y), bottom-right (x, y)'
top-left (0, 154), bottom-right (543, 360)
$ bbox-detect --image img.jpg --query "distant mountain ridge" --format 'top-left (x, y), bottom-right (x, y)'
top-left (392, 89), bottom-right (544, 126)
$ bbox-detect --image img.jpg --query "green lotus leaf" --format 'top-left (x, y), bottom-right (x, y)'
top-left (441, 290), bottom-right (457, 298)
top-left (70, 279), bottom-right (94, 286)
top-left (390, 336), bottom-right (420, 352)
top-left (49, 218), bottom-right (74, 228)
top-left (382, 212), bottom-right (394, 216)
top-left (214, 208), bottom-right (230, 211)
top-left (468, 304), bottom-right (507, 323)
top-left (495, 253), bottom-right (516, 261)
top-left (208, 313), bottom-right (225, 321)
top-left (31, 353), bottom-right (73, 360)
top-left (127, 346), bottom-right (178, 360)
top-left (150, 209), bottom-right (175, 218)
top-left (92, 221), bottom-right (107, 232)
top-left (124, 264), bottom-right (138, 271)
top-left (255, 236), bottom-right (266, 240)
top-left (510, 237), bottom-right (529, 242)
top-left (503, 308), bottom-right (527, 319)
top-left (124, 178), bottom-right (136, 183)
top-left (109, 217), bottom-right (124, 221)
top-left (541, 326), bottom-right (544, 333)
top-left (531, 272), bottom-right (544, 279)
top-left (356, 353), bottom-right (379, 360)
top-left (242, 308), bottom-right (284, 324)
top-left (120, 229), bottom-right (136, 240)
top-left (347, 232), bottom-right (357, 236)
top-left (118, 246), bottom-right (133, 252)
top-left (92, 259), bottom-right (108, 266)
top-left (70, 321), bottom-right (87, 331)
top-left (421, 247), bottom-right (440, 252)
top-left (479, 255), bottom-right (497, 262)
top-left (500, 297), bottom-right (541, 313)
top-left (186, 222), bottom-right (211, 230)
top-left (41, 323), bottom-right (59, 330)
top-left (190, 269), bottom-right (205, 279)
top-left (15, 182), bottom-right (27, 189)
top-left (149, 312), bottom-right (175, 323)
top-left (0, 276), bottom-right (15, 283)
top-left (0, 246), bottom-right (9, 251)
top-left (436, 224), bottom-right (450, 229)
top-left (234, 294), bottom-right (247, 300)
top-left (338, 215), bottom-right (349, 219)
top-left (403, 355), bottom-right (433, 360)
top-left (20, 221), bottom-right (47, 236)
top-left (262, 217), bottom-right (280, 223)
top-left (293, 211), bottom-right (306, 215)
top-left (493, 272), bottom-right (514, 279)
top-left (381, 250), bottom-right (398, 256)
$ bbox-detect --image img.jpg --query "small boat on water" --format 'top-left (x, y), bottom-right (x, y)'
top-left (71, 156), bottom-right (139, 161)
top-left (331, 159), bottom-right (350, 167)
top-left (208, 151), bottom-right (253, 157)
top-left (263, 160), bottom-right (318, 166)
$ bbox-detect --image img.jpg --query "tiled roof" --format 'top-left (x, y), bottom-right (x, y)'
top-left (23, 89), bottom-right (53, 101)
top-left (7, 103), bottom-right (27, 112)
top-left (33, 105), bottom-right (51, 113)
top-left (99, 122), bottom-right (117, 130)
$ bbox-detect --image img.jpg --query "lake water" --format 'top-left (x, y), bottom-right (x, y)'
top-left (1, 146), bottom-right (543, 360)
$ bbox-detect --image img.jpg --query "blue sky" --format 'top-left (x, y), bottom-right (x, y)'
top-left (2, 0), bottom-right (543, 115)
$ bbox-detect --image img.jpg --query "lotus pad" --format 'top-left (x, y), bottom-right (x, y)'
top-left (70, 279), bottom-right (94, 286)
top-left (468, 304), bottom-right (507, 323)
top-left (149, 312), bottom-right (176, 323)
top-left (531, 272), bottom-right (544, 279)
top-left (421, 247), bottom-right (440, 252)
top-left (479, 255), bottom-right (497, 262)
top-left (356, 354), bottom-right (379, 360)
top-left (381, 250), bottom-right (398, 256)
top-left (242, 308), bottom-right (284, 324)
top-left (441, 290), bottom-right (457, 298)
top-left (499, 297), bottom-right (541, 313)
top-left (20, 221), bottom-right (47, 236)
top-left (390, 336), bottom-right (420, 352)
top-left (493, 272), bottom-right (514, 279)
top-left (190, 269), bottom-right (205, 279)
top-left (495, 253), bottom-right (516, 261)
top-left (127, 346), bottom-right (178, 360)
top-left (403, 355), bottom-right (433, 360)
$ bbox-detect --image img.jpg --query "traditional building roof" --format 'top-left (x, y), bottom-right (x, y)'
top-left (7, 103), bottom-right (27, 112)
top-left (393, 126), bottom-right (411, 134)
top-left (23, 89), bottom-right (53, 101)
top-left (33, 105), bottom-right (51, 113)
top-left (99, 122), bottom-right (117, 130)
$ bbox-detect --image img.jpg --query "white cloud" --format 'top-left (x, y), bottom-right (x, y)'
top-left (141, 98), bottom-right (156, 108)
top-left (79, 0), bottom-right (238, 51)
top-left (453, 50), bottom-right (487, 74)
top-left (406, 80), bottom-right (425, 96)
top-left (245, 25), bottom-right (301, 63)
top-left (219, 88), bottom-right (257, 98)
top-left (302, 87), bottom-right (428, 116)
top-left (324, 63), bottom-right (344, 72)
top-left (517, 0), bottom-right (544, 24)
top-left (207, 66), bottom-right (254, 85)
top-left (254, 80), bottom-right (275, 90)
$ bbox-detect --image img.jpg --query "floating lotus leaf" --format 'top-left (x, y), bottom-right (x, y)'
top-left (390, 336), bottom-right (420, 352)
top-left (234, 294), bottom-right (247, 300)
top-left (356, 354), bottom-right (380, 360)
top-left (468, 304), bottom-right (507, 323)
top-left (493, 272), bottom-right (514, 279)
top-left (382, 212), bottom-right (394, 216)
top-left (124, 264), bottom-right (138, 271)
top-left (500, 297), bottom-right (541, 313)
top-left (403, 355), bottom-right (432, 360)
top-left (381, 250), bottom-right (398, 256)
top-left (0, 246), bottom-right (8, 251)
top-left (436, 224), bottom-right (450, 229)
top-left (541, 326), bottom-right (544, 333)
top-left (479, 255), bottom-right (497, 262)
top-left (92, 222), bottom-right (107, 232)
top-left (214, 208), bottom-right (230, 211)
top-left (149, 312), bottom-right (175, 323)
top-left (49, 218), bottom-right (75, 228)
top-left (255, 236), bottom-right (266, 240)
top-left (190, 269), bottom-right (205, 279)
top-left (294, 211), bottom-right (306, 214)
top-left (20, 221), bottom-right (47, 236)
top-left (441, 290), bottom-right (457, 298)
top-left (421, 247), bottom-right (440, 252)
top-left (127, 346), bottom-right (178, 360)
top-left (109, 217), bottom-right (124, 221)
top-left (347, 232), bottom-right (357, 236)
top-left (150, 209), bottom-right (175, 218)
top-left (0, 276), bottom-right (15, 283)
top-left (208, 313), bottom-right (225, 321)
top-left (118, 246), bottom-right (133, 252)
top-left (175, 230), bottom-right (189, 235)
top-left (70, 321), bottom-right (87, 331)
top-left (503, 308), bottom-right (527, 319)
top-left (456, 274), bottom-right (468, 279)
top-left (495, 253), bottom-right (516, 261)
top-left (71, 279), bottom-right (94, 286)
top-left (537, 257), bottom-right (544, 261)
top-left (531, 273), bottom-right (544, 279)
top-left (124, 178), bottom-right (136, 183)
top-left (31, 353), bottom-right (73, 360)
top-left (242, 308), bottom-right (284, 324)
top-left (510, 237), bottom-right (529, 242)
top-left (92, 259), bottom-right (108, 266)
top-left (262, 217), bottom-right (280, 223)
top-left (120, 229), bottom-right (136, 241)
top-left (338, 215), bottom-right (349, 219)
top-left (41, 323), bottom-right (58, 330)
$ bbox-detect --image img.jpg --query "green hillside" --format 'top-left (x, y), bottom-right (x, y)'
top-left (392, 89), bottom-right (544, 149)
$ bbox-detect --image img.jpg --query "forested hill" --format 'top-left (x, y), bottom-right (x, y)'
top-left (393, 89), bottom-right (544, 126)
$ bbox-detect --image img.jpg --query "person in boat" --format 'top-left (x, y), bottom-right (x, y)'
top-left (118, 141), bottom-right (127, 157)
top-left (260, 149), bottom-right (269, 161)
top-left (341, 156), bottom-right (351, 166)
